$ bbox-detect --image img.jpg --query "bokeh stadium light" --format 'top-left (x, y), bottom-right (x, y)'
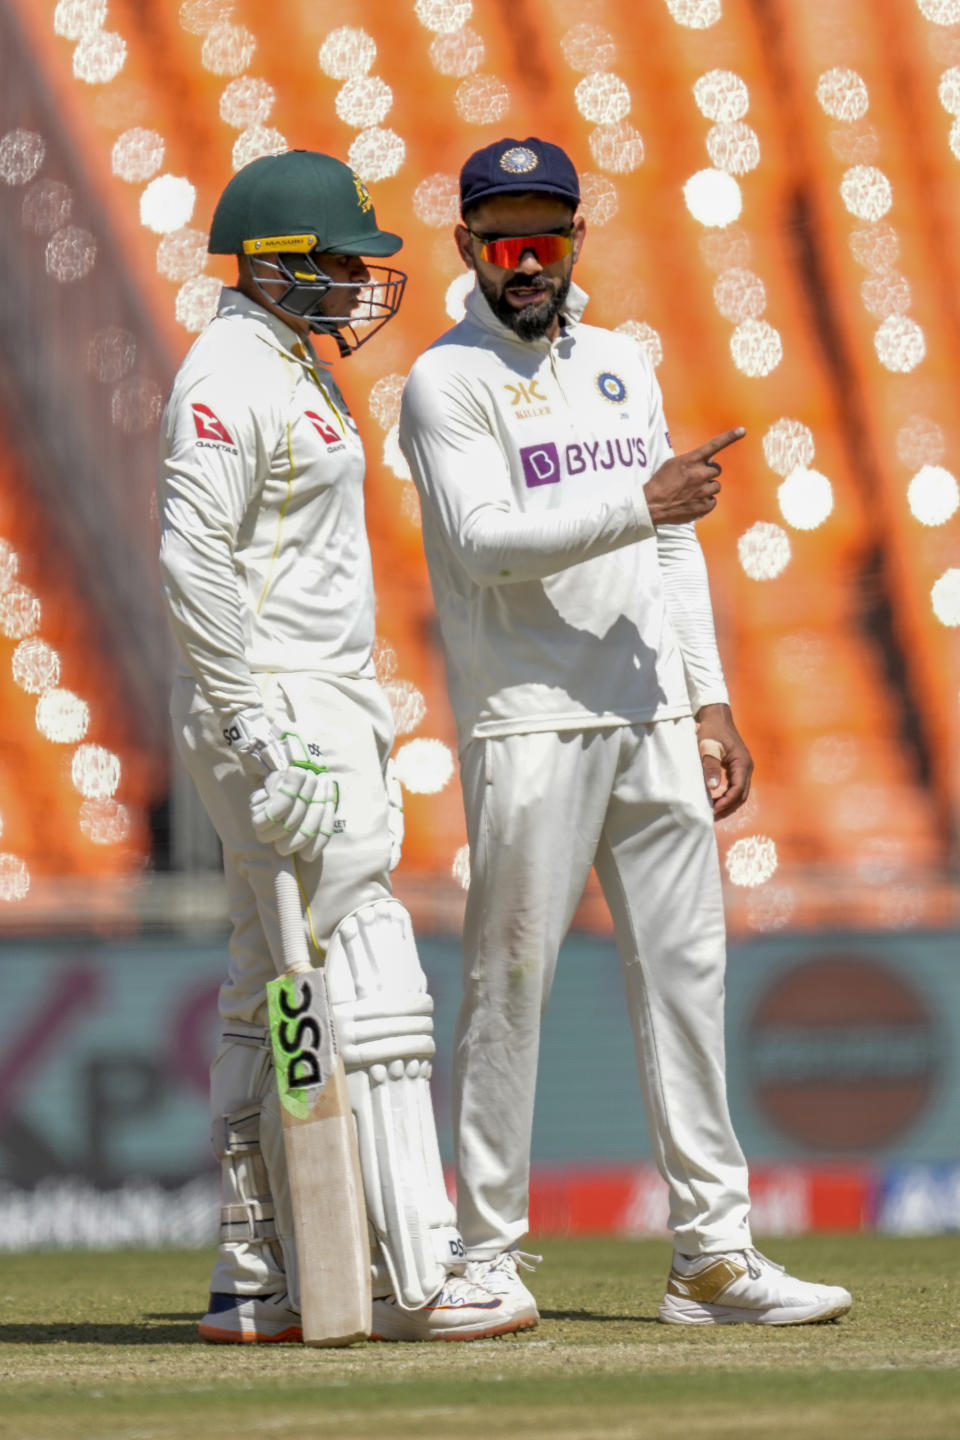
top-left (0, 0), bottom-right (955, 934)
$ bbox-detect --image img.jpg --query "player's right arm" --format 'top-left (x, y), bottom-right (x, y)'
top-left (158, 370), bottom-right (266, 716)
top-left (399, 361), bottom-right (656, 587)
top-left (158, 370), bottom-right (336, 859)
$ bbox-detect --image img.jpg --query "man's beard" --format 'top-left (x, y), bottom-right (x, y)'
top-left (478, 271), bottom-right (571, 341)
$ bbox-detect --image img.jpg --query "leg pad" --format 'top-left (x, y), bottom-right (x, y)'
top-left (326, 899), bottom-right (465, 1309)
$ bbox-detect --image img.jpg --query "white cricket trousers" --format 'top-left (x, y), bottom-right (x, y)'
top-left (454, 716), bottom-right (753, 1259)
top-left (171, 670), bottom-right (395, 1025)
top-left (172, 669), bottom-right (395, 1297)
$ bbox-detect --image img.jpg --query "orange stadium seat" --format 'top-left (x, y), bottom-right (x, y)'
top-left (0, 415), bottom-right (153, 896)
top-left (1, 0), bottom-right (956, 934)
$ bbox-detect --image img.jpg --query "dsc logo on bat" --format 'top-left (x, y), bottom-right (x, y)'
top-left (275, 978), bottom-right (325, 1089)
top-left (267, 972), bottom-right (337, 1114)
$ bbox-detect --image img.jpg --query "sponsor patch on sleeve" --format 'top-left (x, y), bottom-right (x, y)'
top-left (304, 409), bottom-right (343, 447)
top-left (191, 402), bottom-right (236, 448)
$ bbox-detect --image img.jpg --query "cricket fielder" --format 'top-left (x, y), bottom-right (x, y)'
top-left (158, 150), bottom-right (534, 1342)
top-left (399, 137), bottom-right (852, 1326)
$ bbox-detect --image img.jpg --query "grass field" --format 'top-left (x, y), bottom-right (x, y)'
top-left (1, 1235), bottom-right (958, 1440)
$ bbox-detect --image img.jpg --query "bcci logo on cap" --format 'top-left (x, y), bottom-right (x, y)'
top-left (500, 145), bottom-right (539, 175)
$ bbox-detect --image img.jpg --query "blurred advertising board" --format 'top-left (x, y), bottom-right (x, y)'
top-left (0, 928), bottom-right (957, 1241)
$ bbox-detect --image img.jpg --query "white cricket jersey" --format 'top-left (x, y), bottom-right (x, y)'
top-left (158, 288), bottom-right (376, 717)
top-left (399, 280), bottom-right (729, 749)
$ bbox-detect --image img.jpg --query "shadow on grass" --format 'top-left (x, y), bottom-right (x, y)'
top-left (540, 1308), bottom-right (658, 1324)
top-left (0, 1321), bottom-right (200, 1345)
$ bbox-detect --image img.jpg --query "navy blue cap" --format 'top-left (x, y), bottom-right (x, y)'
top-left (459, 137), bottom-right (581, 214)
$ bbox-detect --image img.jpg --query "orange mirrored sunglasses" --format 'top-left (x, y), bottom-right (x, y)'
top-left (468, 229), bottom-right (575, 268)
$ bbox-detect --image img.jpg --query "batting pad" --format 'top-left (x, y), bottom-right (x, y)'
top-left (325, 899), bottom-right (465, 1310)
top-left (208, 1024), bottom-right (292, 1299)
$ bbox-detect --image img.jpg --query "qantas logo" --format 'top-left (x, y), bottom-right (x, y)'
top-left (304, 410), bottom-right (343, 446)
top-left (192, 403), bottom-right (235, 445)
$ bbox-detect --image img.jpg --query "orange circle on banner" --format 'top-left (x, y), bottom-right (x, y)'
top-left (746, 955), bottom-right (939, 1151)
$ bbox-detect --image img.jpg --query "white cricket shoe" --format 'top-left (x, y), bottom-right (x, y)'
top-left (198, 1291), bottom-right (302, 1344)
top-left (658, 1247), bottom-right (853, 1326)
top-left (370, 1273), bottom-right (537, 1342)
top-left (467, 1250), bottom-right (541, 1324)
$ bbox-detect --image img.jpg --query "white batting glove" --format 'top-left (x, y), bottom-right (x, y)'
top-left (223, 707), bottom-right (339, 863)
top-left (249, 768), bottom-right (338, 862)
top-left (385, 757), bottom-right (404, 871)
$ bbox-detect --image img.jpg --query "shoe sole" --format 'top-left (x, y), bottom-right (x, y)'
top-left (198, 1322), bottom-right (304, 1344)
top-left (658, 1295), bottom-right (852, 1326)
top-left (369, 1315), bottom-right (538, 1343)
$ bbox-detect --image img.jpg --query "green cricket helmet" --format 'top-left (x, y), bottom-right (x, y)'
top-left (208, 149), bottom-right (405, 354)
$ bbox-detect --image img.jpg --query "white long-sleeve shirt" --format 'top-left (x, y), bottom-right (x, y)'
top-left (157, 288), bottom-right (376, 717)
top-left (399, 280), bottom-right (729, 749)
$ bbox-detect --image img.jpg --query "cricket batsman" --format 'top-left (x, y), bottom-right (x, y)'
top-left (399, 136), bottom-right (853, 1327)
top-left (157, 149), bottom-right (535, 1342)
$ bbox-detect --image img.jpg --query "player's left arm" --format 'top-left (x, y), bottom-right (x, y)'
top-left (657, 523), bottom-right (753, 816)
top-left (694, 702), bottom-right (753, 818)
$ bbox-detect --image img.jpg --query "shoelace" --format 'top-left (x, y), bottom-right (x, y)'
top-left (742, 1246), bottom-right (785, 1281)
top-left (492, 1249), bottom-right (542, 1275)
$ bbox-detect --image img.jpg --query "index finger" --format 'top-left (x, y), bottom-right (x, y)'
top-left (691, 426), bottom-right (746, 462)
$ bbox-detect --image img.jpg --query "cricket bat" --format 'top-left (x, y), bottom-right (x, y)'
top-left (267, 867), bottom-right (371, 1346)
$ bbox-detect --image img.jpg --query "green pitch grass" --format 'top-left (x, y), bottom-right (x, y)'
top-left (1, 1235), bottom-right (958, 1440)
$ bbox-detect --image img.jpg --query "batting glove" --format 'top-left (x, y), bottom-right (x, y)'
top-left (223, 706), bottom-right (339, 863)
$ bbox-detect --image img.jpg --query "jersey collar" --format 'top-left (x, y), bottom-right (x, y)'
top-left (215, 286), bottom-right (331, 370)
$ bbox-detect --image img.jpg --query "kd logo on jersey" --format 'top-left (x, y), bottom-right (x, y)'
top-left (504, 379), bottom-right (550, 420)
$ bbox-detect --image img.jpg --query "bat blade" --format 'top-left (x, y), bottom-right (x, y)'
top-left (270, 873), bottom-right (371, 1346)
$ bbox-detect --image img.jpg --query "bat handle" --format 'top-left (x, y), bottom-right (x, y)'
top-left (275, 867), bottom-right (313, 976)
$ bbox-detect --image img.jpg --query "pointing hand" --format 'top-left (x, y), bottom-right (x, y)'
top-left (644, 427), bottom-right (746, 526)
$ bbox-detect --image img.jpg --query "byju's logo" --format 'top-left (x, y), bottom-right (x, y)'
top-left (519, 442), bottom-right (561, 487)
top-left (520, 436), bottom-right (648, 487)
